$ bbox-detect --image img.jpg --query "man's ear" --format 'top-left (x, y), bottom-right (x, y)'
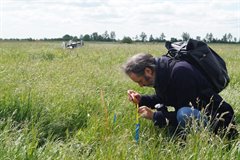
top-left (144, 67), bottom-right (153, 76)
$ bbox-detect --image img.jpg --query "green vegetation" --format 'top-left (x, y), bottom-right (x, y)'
top-left (121, 37), bottom-right (133, 44)
top-left (1, 31), bottom-right (239, 43)
top-left (0, 41), bottom-right (240, 159)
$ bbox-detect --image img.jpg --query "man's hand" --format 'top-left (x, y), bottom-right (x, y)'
top-left (138, 106), bottom-right (154, 120)
top-left (127, 90), bottom-right (141, 104)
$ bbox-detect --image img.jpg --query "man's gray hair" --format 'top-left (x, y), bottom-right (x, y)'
top-left (122, 53), bottom-right (156, 76)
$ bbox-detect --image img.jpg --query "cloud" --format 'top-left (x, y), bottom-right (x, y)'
top-left (1, 0), bottom-right (239, 39)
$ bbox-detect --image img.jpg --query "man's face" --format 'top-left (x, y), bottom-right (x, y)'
top-left (128, 68), bottom-right (155, 87)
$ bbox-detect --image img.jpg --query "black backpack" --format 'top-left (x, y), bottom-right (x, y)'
top-left (165, 39), bottom-right (230, 93)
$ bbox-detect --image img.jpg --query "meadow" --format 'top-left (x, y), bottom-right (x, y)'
top-left (0, 41), bottom-right (240, 159)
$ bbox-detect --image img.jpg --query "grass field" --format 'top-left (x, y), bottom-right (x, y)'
top-left (0, 41), bottom-right (240, 159)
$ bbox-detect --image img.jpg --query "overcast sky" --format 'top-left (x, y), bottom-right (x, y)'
top-left (0, 0), bottom-right (239, 40)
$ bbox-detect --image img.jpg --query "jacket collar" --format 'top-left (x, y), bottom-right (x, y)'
top-left (154, 56), bottom-right (172, 95)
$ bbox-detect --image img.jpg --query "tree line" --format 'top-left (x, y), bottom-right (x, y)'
top-left (1, 31), bottom-right (239, 43)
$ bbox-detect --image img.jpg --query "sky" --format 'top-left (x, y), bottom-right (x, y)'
top-left (0, 0), bottom-right (239, 40)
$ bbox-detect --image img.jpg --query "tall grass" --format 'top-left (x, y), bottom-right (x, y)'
top-left (0, 41), bottom-right (239, 159)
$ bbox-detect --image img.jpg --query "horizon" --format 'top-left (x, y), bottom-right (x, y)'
top-left (0, 0), bottom-right (239, 40)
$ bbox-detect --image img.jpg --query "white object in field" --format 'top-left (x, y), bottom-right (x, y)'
top-left (63, 40), bottom-right (84, 49)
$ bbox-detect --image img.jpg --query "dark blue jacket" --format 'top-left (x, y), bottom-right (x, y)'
top-left (139, 56), bottom-right (234, 131)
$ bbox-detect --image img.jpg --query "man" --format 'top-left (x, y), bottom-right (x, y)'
top-left (123, 53), bottom-right (237, 139)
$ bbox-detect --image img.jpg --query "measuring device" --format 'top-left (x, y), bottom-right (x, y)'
top-left (131, 95), bottom-right (140, 143)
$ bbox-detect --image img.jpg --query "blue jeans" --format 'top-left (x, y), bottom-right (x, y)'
top-left (177, 107), bottom-right (205, 128)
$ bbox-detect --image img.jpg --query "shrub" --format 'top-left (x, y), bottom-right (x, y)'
top-left (121, 36), bottom-right (133, 44)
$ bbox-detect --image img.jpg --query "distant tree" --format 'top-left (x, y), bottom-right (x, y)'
top-left (98, 35), bottom-right (104, 41)
top-left (102, 31), bottom-right (110, 40)
top-left (26, 38), bottom-right (34, 41)
top-left (149, 34), bottom-right (154, 42)
top-left (205, 33), bottom-right (213, 42)
top-left (160, 33), bottom-right (166, 41)
top-left (91, 32), bottom-right (98, 41)
top-left (134, 35), bottom-right (140, 42)
top-left (170, 37), bottom-right (178, 42)
top-left (209, 33), bottom-right (213, 42)
top-left (82, 34), bottom-right (91, 41)
top-left (182, 32), bottom-right (190, 41)
top-left (72, 36), bottom-right (78, 41)
top-left (205, 33), bottom-right (209, 42)
top-left (212, 38), bottom-right (219, 43)
top-left (110, 31), bottom-right (116, 41)
top-left (121, 37), bottom-right (133, 43)
top-left (140, 32), bottom-right (147, 42)
top-left (62, 34), bottom-right (73, 41)
top-left (227, 33), bottom-right (233, 42)
top-left (222, 34), bottom-right (228, 42)
top-left (196, 36), bottom-right (201, 41)
top-left (234, 37), bottom-right (237, 43)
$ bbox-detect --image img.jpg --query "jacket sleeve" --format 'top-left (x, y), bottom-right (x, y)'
top-left (152, 111), bottom-right (168, 127)
top-left (152, 107), bottom-right (178, 128)
top-left (139, 95), bottom-right (162, 109)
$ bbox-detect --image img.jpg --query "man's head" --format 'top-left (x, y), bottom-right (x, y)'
top-left (122, 53), bottom-right (156, 87)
